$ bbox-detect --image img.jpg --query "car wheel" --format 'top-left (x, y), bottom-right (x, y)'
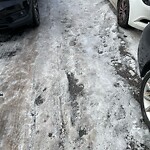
top-left (117, 0), bottom-right (129, 28)
top-left (32, 0), bottom-right (40, 27)
top-left (140, 70), bottom-right (150, 130)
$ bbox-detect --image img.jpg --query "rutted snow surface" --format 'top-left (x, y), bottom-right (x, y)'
top-left (0, 0), bottom-right (150, 149)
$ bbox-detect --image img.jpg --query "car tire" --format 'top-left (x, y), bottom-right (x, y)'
top-left (32, 0), bottom-right (40, 27)
top-left (140, 70), bottom-right (150, 130)
top-left (117, 0), bottom-right (129, 28)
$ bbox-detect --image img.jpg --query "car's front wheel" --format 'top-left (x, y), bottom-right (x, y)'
top-left (32, 0), bottom-right (40, 27)
top-left (117, 0), bottom-right (129, 28)
top-left (140, 70), bottom-right (150, 130)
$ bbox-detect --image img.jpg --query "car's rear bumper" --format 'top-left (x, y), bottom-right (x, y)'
top-left (129, 0), bottom-right (150, 30)
top-left (0, 0), bottom-right (32, 30)
top-left (0, 10), bottom-right (32, 30)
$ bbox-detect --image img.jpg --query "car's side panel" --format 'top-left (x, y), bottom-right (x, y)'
top-left (110, 0), bottom-right (150, 30)
top-left (138, 23), bottom-right (150, 77)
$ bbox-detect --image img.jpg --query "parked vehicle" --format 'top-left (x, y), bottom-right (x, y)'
top-left (138, 23), bottom-right (150, 129)
top-left (0, 0), bottom-right (40, 30)
top-left (109, 0), bottom-right (150, 30)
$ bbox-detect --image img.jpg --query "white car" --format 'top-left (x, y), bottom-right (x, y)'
top-left (109, 0), bottom-right (150, 30)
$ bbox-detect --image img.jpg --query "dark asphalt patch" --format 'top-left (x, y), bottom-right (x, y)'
top-left (66, 72), bottom-right (84, 100)
top-left (48, 133), bottom-right (53, 137)
top-left (35, 95), bottom-right (44, 106)
top-left (98, 50), bottom-right (103, 54)
top-left (58, 141), bottom-right (64, 149)
top-left (43, 88), bottom-right (47, 92)
top-left (125, 135), bottom-right (150, 150)
top-left (0, 47), bottom-right (22, 59)
top-left (113, 61), bottom-right (141, 101)
top-left (58, 97), bottom-right (66, 150)
top-left (79, 128), bottom-right (87, 138)
top-left (69, 38), bottom-right (77, 46)
top-left (113, 82), bottom-right (120, 87)
top-left (1, 51), bottom-right (17, 58)
top-left (66, 72), bottom-right (84, 126)
top-left (112, 27), bottom-right (142, 102)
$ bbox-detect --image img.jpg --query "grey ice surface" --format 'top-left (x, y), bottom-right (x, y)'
top-left (0, 0), bottom-right (150, 150)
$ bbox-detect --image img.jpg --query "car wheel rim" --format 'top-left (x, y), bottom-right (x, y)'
top-left (144, 79), bottom-right (150, 121)
top-left (118, 0), bottom-right (127, 23)
top-left (33, 0), bottom-right (39, 22)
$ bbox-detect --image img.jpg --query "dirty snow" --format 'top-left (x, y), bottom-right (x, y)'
top-left (0, 0), bottom-right (150, 150)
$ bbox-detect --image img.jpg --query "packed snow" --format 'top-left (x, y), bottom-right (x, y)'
top-left (0, 0), bottom-right (150, 150)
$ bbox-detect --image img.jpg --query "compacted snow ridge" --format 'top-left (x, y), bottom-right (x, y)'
top-left (0, 0), bottom-right (150, 150)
